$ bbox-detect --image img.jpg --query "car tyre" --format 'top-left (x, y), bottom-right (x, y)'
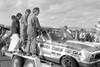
top-left (61, 56), bottom-right (79, 67)
top-left (12, 56), bottom-right (24, 67)
top-left (24, 59), bottom-right (35, 67)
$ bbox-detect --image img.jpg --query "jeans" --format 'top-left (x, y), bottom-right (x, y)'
top-left (25, 36), bottom-right (36, 54)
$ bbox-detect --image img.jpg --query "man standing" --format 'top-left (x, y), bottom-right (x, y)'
top-left (79, 29), bottom-right (86, 42)
top-left (25, 7), bottom-right (41, 55)
top-left (8, 13), bottom-right (22, 52)
top-left (16, 13), bottom-right (22, 36)
top-left (64, 25), bottom-right (71, 34)
top-left (63, 25), bottom-right (73, 39)
top-left (20, 9), bottom-right (31, 49)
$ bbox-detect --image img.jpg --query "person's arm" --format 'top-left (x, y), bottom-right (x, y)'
top-left (6, 22), bottom-right (15, 38)
top-left (35, 17), bottom-right (41, 30)
top-left (23, 16), bottom-right (27, 26)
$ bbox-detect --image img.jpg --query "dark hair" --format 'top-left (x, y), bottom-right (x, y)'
top-left (16, 13), bottom-right (22, 17)
top-left (64, 25), bottom-right (68, 29)
top-left (33, 7), bottom-right (40, 13)
top-left (26, 9), bottom-right (31, 13)
top-left (11, 15), bottom-right (16, 19)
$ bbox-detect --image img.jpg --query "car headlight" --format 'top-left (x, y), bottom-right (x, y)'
top-left (79, 50), bottom-right (86, 61)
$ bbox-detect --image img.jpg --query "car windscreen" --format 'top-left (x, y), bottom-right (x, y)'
top-left (49, 30), bottom-right (73, 42)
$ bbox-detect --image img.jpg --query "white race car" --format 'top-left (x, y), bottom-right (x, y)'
top-left (37, 27), bottom-right (100, 67)
top-left (2, 27), bottom-right (100, 67)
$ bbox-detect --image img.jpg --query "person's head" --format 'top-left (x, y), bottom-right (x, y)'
top-left (64, 25), bottom-right (68, 29)
top-left (16, 13), bottom-right (22, 20)
top-left (11, 15), bottom-right (16, 20)
top-left (32, 7), bottom-right (40, 16)
top-left (25, 9), bottom-right (31, 17)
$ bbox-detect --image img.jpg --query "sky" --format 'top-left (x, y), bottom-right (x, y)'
top-left (0, 0), bottom-right (100, 28)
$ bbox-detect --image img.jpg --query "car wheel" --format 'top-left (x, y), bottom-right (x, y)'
top-left (24, 60), bottom-right (35, 67)
top-left (61, 56), bottom-right (79, 67)
top-left (12, 56), bottom-right (24, 67)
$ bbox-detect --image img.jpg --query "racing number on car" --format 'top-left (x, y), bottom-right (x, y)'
top-left (72, 51), bottom-right (79, 57)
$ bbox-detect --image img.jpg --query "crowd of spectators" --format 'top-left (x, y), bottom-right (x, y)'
top-left (0, 24), bottom-right (99, 43)
top-left (70, 29), bottom-right (99, 43)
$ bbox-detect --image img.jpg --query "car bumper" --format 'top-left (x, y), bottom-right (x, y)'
top-left (79, 62), bottom-right (100, 67)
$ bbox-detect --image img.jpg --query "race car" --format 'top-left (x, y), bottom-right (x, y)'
top-left (2, 27), bottom-right (100, 67)
top-left (36, 27), bottom-right (100, 67)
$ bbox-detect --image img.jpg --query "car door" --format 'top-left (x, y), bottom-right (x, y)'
top-left (42, 42), bottom-right (64, 63)
top-left (50, 43), bottom-right (63, 58)
top-left (37, 31), bottom-right (52, 58)
top-left (42, 42), bottom-right (52, 57)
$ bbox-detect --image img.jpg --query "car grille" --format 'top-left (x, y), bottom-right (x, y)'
top-left (90, 53), bottom-right (100, 62)
top-left (95, 53), bottom-right (100, 60)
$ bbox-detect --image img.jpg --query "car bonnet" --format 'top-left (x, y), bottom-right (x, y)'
top-left (65, 40), bottom-right (100, 52)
